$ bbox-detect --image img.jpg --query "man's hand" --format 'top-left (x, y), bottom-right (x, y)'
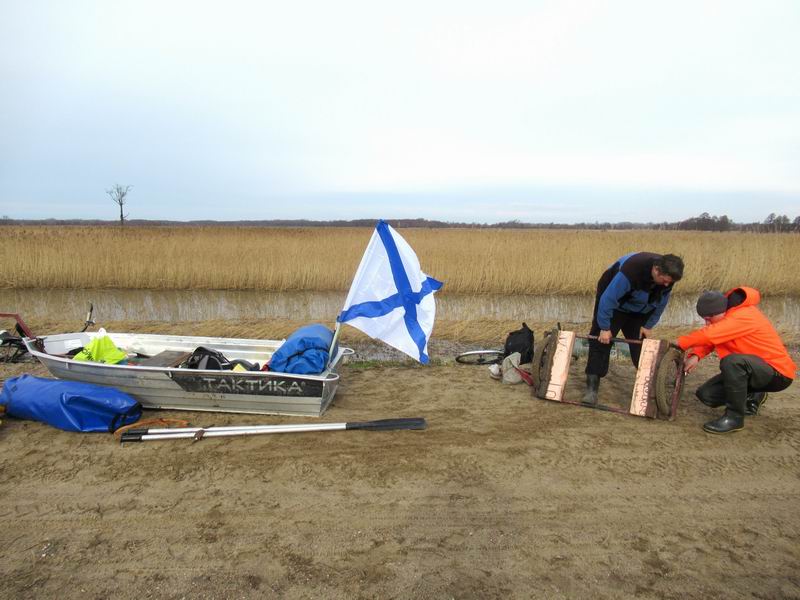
top-left (640, 327), bottom-right (652, 339)
top-left (683, 354), bottom-right (699, 374)
top-left (598, 330), bottom-right (612, 344)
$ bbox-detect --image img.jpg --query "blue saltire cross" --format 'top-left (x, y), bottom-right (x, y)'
top-left (338, 220), bottom-right (443, 363)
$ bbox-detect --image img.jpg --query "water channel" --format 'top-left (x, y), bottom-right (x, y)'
top-left (2, 289), bottom-right (798, 330)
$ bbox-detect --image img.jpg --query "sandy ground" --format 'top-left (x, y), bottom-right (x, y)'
top-left (1, 348), bottom-right (799, 599)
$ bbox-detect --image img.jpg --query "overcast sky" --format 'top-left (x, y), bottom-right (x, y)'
top-left (1, 1), bottom-right (798, 223)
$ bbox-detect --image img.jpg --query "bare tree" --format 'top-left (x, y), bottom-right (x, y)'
top-left (774, 214), bottom-right (790, 232)
top-left (106, 184), bottom-right (132, 226)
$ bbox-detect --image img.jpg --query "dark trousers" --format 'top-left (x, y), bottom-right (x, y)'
top-left (585, 265), bottom-right (653, 378)
top-left (585, 309), bottom-right (649, 377)
top-left (696, 354), bottom-right (793, 416)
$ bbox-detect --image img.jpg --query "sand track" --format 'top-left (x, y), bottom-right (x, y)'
top-left (1, 354), bottom-right (799, 599)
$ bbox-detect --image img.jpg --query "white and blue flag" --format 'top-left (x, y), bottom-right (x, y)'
top-left (338, 220), bottom-right (443, 364)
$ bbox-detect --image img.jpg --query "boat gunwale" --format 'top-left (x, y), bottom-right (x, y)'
top-left (23, 336), bottom-right (351, 383)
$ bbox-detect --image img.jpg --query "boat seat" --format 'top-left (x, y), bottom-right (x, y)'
top-left (135, 350), bottom-right (192, 368)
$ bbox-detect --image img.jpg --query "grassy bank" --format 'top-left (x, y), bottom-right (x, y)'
top-left (2, 226), bottom-right (799, 295)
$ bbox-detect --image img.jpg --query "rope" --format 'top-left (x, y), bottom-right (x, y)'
top-left (113, 418), bottom-right (191, 439)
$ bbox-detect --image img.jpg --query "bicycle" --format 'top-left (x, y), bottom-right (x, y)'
top-left (0, 304), bottom-right (95, 363)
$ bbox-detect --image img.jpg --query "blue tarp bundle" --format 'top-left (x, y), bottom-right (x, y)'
top-left (269, 324), bottom-right (336, 374)
top-left (0, 375), bottom-right (142, 433)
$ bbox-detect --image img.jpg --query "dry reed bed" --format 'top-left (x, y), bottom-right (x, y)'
top-left (2, 226), bottom-right (798, 295)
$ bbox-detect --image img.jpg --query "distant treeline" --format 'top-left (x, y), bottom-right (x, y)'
top-left (1, 212), bottom-right (798, 232)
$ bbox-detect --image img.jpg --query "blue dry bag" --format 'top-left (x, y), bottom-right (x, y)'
top-left (269, 324), bottom-right (336, 375)
top-left (0, 375), bottom-right (142, 433)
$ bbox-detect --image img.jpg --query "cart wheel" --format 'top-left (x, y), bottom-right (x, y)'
top-left (531, 328), bottom-right (558, 398)
top-left (655, 347), bottom-right (685, 419)
top-left (455, 350), bottom-right (504, 365)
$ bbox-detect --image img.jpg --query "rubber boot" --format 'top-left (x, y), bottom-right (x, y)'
top-left (745, 392), bottom-right (768, 416)
top-left (583, 374), bottom-right (600, 405)
top-left (703, 410), bottom-right (744, 434)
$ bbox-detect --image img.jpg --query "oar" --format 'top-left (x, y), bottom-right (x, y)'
top-left (119, 417), bottom-right (427, 443)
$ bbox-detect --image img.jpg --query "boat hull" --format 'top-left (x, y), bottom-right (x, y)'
top-left (24, 332), bottom-right (351, 417)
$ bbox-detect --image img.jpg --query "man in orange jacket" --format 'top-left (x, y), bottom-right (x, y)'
top-left (677, 287), bottom-right (795, 434)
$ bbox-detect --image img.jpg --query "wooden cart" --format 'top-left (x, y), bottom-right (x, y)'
top-left (531, 327), bottom-right (685, 420)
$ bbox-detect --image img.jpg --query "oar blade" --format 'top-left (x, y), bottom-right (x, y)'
top-left (345, 418), bottom-right (427, 431)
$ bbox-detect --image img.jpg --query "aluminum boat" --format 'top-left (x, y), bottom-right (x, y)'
top-left (24, 331), bottom-right (352, 416)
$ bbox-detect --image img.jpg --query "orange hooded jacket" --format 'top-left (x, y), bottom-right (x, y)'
top-left (677, 286), bottom-right (795, 380)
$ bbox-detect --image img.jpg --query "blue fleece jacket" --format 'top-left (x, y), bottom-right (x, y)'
top-left (596, 252), bottom-right (673, 330)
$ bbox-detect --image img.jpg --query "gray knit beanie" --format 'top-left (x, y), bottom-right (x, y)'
top-left (696, 291), bottom-right (727, 317)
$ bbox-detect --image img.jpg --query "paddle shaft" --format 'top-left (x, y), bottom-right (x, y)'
top-left (120, 417), bottom-right (426, 442)
top-left (127, 423), bottom-right (349, 435)
top-left (125, 425), bottom-right (347, 442)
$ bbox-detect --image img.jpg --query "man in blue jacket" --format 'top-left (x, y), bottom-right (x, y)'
top-left (584, 252), bottom-right (684, 404)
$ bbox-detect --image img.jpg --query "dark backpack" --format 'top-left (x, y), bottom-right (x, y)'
top-left (504, 322), bottom-right (534, 364)
top-left (184, 346), bottom-right (233, 370)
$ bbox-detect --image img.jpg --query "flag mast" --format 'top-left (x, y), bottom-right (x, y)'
top-left (326, 321), bottom-right (342, 370)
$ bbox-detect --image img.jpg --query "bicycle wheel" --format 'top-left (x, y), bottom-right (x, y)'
top-left (455, 350), bottom-right (504, 365)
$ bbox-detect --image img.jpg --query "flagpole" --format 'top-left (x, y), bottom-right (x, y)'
top-left (326, 321), bottom-right (342, 370)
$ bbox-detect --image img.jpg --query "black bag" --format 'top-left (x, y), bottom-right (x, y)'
top-left (504, 322), bottom-right (534, 364)
top-left (184, 346), bottom-right (233, 370)
top-left (229, 359), bottom-right (261, 371)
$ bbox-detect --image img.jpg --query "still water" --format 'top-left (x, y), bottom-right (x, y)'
top-left (1, 289), bottom-right (798, 329)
